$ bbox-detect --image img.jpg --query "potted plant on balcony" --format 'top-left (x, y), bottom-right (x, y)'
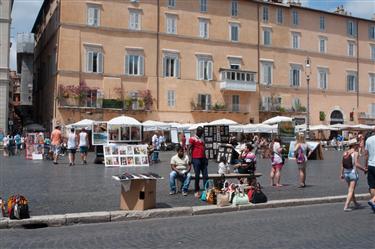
top-left (124, 97), bottom-right (132, 110)
top-left (319, 111), bottom-right (326, 121)
top-left (140, 89), bottom-right (153, 111)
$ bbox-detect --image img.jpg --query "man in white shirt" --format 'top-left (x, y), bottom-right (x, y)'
top-left (365, 132), bottom-right (375, 212)
top-left (169, 145), bottom-right (192, 196)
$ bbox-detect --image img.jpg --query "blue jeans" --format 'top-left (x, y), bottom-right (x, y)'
top-left (192, 158), bottom-right (208, 192)
top-left (169, 171), bottom-right (191, 192)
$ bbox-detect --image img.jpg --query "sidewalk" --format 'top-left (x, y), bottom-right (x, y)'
top-left (0, 150), bottom-right (371, 228)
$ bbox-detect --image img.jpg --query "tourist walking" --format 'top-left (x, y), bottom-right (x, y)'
top-left (14, 133), bottom-right (21, 155)
top-left (364, 132), bottom-right (375, 213)
top-left (341, 142), bottom-right (367, 211)
top-left (188, 126), bottom-right (208, 198)
top-left (78, 128), bottom-right (89, 165)
top-left (51, 125), bottom-right (62, 164)
top-left (67, 128), bottom-right (78, 166)
top-left (294, 133), bottom-right (312, 188)
top-left (270, 147), bottom-right (284, 187)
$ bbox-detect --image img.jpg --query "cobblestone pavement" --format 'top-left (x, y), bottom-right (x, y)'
top-left (0, 202), bottom-right (373, 249)
top-left (0, 150), bottom-right (370, 216)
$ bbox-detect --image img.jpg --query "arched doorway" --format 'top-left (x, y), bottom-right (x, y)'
top-left (330, 110), bottom-right (344, 125)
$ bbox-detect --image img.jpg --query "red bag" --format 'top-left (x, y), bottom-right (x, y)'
top-left (247, 186), bottom-right (255, 202)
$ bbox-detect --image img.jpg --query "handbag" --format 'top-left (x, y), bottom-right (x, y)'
top-left (232, 186), bottom-right (249, 206)
top-left (217, 192), bottom-right (231, 207)
top-left (249, 183), bottom-right (268, 204)
top-left (200, 180), bottom-right (214, 201)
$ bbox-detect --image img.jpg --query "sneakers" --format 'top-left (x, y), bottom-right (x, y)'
top-left (169, 191), bottom-right (176, 195)
top-left (344, 207), bottom-right (352, 212)
top-left (182, 191), bottom-right (188, 196)
top-left (367, 200), bottom-right (375, 212)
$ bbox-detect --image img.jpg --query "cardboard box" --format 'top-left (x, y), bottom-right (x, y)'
top-left (120, 179), bottom-right (156, 211)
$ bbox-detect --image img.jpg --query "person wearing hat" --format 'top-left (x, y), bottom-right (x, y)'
top-left (341, 140), bottom-right (367, 211)
top-left (188, 126), bottom-right (208, 198)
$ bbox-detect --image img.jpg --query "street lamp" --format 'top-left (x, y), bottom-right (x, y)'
top-left (305, 56), bottom-right (311, 139)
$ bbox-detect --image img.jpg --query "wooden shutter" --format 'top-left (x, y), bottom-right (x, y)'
top-left (97, 52), bottom-right (103, 73)
top-left (139, 56), bottom-right (144, 76)
top-left (87, 51), bottom-right (93, 72)
top-left (207, 60), bottom-right (213, 80)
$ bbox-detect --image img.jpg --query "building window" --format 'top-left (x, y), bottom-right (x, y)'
top-left (125, 54), bottom-right (144, 76)
top-left (371, 104), bottom-right (375, 117)
top-left (261, 62), bottom-right (272, 85)
top-left (166, 14), bottom-right (177, 34)
top-left (200, 0), bottom-right (207, 13)
top-left (369, 26), bottom-right (375, 40)
top-left (262, 96), bottom-right (272, 111)
top-left (229, 23), bottom-right (239, 42)
top-left (86, 48), bottom-right (103, 73)
top-left (290, 65), bottom-right (301, 87)
top-left (167, 90), bottom-right (176, 107)
top-left (291, 32), bottom-right (300, 49)
top-left (276, 8), bottom-right (283, 24)
top-left (292, 98), bottom-right (301, 111)
top-left (197, 56), bottom-right (213, 80)
top-left (371, 45), bottom-right (375, 61)
top-left (317, 68), bottom-right (328, 90)
top-left (319, 37), bottom-right (327, 53)
top-left (168, 0), bottom-right (176, 7)
top-left (87, 6), bottom-right (100, 27)
top-left (319, 16), bottom-right (325, 31)
top-left (262, 6), bottom-right (269, 22)
top-left (197, 94), bottom-right (211, 110)
top-left (347, 20), bottom-right (357, 37)
top-left (231, 0), bottom-right (238, 17)
top-left (347, 72), bottom-right (357, 92)
top-left (292, 10), bottom-right (299, 26)
top-left (232, 95), bottom-right (240, 112)
top-left (369, 74), bottom-right (375, 93)
top-left (348, 41), bottom-right (356, 57)
top-left (163, 53), bottom-right (179, 78)
top-left (129, 10), bottom-right (141, 30)
top-left (199, 18), bottom-right (209, 39)
top-left (263, 28), bottom-right (272, 46)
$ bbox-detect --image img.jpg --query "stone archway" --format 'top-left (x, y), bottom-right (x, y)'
top-left (330, 110), bottom-right (344, 125)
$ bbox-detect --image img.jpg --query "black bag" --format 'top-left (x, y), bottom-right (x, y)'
top-left (8, 195), bottom-right (30, 220)
top-left (249, 184), bottom-right (267, 204)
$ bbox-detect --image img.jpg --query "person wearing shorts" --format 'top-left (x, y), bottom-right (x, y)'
top-left (51, 126), bottom-right (62, 164)
top-left (67, 128), bottom-right (78, 166)
top-left (78, 128), bottom-right (89, 164)
top-left (365, 133), bottom-right (375, 213)
top-left (341, 143), bottom-right (366, 212)
top-left (270, 147), bottom-right (284, 187)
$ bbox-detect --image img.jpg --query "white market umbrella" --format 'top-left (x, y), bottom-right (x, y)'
top-left (168, 122), bottom-right (191, 131)
top-left (70, 119), bottom-right (94, 129)
top-left (262, 116), bottom-right (293, 125)
top-left (209, 118), bottom-right (238, 126)
top-left (243, 124), bottom-right (276, 133)
top-left (108, 115), bottom-right (141, 125)
top-left (188, 122), bottom-right (209, 131)
top-left (330, 124), bottom-right (350, 130)
top-left (142, 120), bottom-right (171, 131)
top-left (229, 125), bottom-right (243, 133)
top-left (349, 124), bottom-right (374, 130)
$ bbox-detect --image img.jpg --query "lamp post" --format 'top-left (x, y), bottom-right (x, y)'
top-left (305, 56), bottom-right (311, 139)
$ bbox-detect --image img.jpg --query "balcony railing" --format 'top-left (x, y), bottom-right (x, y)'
top-left (219, 68), bottom-right (257, 92)
top-left (58, 97), bottom-right (146, 111)
top-left (192, 103), bottom-right (250, 113)
top-left (358, 112), bottom-right (375, 119)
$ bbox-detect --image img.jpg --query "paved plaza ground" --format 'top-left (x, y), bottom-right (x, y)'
top-left (0, 150), bottom-right (370, 216)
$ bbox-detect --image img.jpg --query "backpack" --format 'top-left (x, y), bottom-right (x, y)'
top-left (7, 195), bottom-right (30, 220)
top-left (342, 153), bottom-right (354, 169)
top-left (295, 146), bottom-right (306, 164)
top-left (272, 152), bottom-right (285, 165)
top-left (8, 137), bottom-right (15, 146)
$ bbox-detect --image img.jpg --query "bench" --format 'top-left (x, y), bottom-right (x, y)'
top-left (189, 173), bottom-right (262, 188)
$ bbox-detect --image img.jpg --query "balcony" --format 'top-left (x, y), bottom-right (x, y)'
top-left (191, 103), bottom-right (250, 114)
top-left (219, 68), bottom-right (257, 92)
top-left (358, 112), bottom-right (375, 120)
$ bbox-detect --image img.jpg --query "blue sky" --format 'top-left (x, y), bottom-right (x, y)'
top-left (9, 0), bottom-right (375, 69)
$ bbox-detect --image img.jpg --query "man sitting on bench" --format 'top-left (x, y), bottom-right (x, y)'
top-left (169, 145), bottom-right (192, 196)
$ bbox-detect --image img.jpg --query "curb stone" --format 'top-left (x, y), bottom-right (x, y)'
top-left (0, 193), bottom-right (371, 229)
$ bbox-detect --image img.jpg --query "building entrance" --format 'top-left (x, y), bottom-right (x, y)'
top-left (330, 110), bottom-right (344, 125)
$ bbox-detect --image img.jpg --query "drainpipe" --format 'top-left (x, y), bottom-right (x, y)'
top-left (356, 21), bottom-right (359, 109)
top-left (156, 0), bottom-right (160, 110)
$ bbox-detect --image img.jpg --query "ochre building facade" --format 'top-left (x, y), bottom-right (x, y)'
top-left (32, 0), bottom-right (375, 130)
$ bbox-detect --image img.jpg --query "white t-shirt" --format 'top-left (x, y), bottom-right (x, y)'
top-left (67, 133), bottom-right (77, 149)
top-left (218, 162), bottom-right (230, 174)
top-left (3, 136), bottom-right (9, 146)
top-left (79, 132), bottom-right (88, 147)
top-left (365, 135), bottom-right (375, 167)
top-left (170, 154), bottom-right (189, 173)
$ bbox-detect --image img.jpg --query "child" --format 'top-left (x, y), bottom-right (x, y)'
top-left (218, 156), bottom-right (230, 174)
top-left (270, 147), bottom-right (284, 187)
